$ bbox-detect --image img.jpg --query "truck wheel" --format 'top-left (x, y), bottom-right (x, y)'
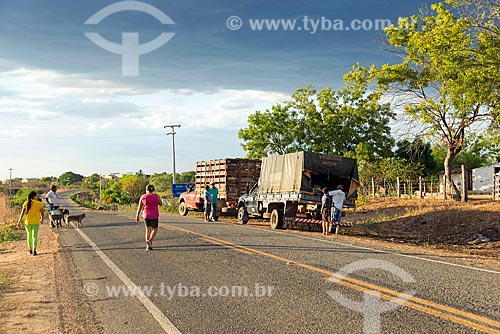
top-left (270, 209), bottom-right (283, 229)
top-left (238, 207), bottom-right (249, 224)
top-left (179, 202), bottom-right (188, 216)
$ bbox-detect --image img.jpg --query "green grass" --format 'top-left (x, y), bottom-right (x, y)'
top-left (0, 223), bottom-right (22, 243)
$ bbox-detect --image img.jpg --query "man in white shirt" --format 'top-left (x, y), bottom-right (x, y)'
top-left (329, 185), bottom-right (346, 227)
top-left (45, 185), bottom-right (60, 210)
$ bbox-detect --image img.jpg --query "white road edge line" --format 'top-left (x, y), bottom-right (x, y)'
top-left (72, 223), bottom-right (181, 334)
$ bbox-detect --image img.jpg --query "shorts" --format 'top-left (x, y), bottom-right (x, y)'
top-left (322, 208), bottom-right (330, 222)
top-left (145, 218), bottom-right (159, 228)
top-left (204, 204), bottom-right (211, 214)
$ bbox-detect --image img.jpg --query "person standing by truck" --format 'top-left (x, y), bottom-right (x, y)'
top-left (209, 181), bottom-right (219, 222)
top-left (330, 185), bottom-right (346, 228)
top-left (321, 187), bottom-right (331, 236)
top-left (204, 185), bottom-right (212, 222)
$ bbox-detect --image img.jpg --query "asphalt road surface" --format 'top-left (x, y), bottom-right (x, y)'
top-left (53, 193), bottom-right (500, 334)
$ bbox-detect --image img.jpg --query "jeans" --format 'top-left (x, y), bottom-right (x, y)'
top-left (332, 207), bottom-right (342, 223)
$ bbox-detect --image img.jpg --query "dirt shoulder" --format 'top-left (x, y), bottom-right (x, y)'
top-left (0, 223), bottom-right (59, 333)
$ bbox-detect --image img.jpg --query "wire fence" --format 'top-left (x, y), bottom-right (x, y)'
top-left (358, 176), bottom-right (443, 198)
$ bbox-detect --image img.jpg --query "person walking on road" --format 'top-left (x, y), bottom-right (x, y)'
top-left (17, 191), bottom-right (44, 256)
top-left (330, 185), bottom-right (346, 232)
top-left (209, 181), bottom-right (219, 222)
top-left (321, 187), bottom-right (331, 236)
top-left (45, 185), bottom-right (59, 211)
top-left (136, 184), bottom-right (162, 251)
top-left (204, 185), bottom-right (212, 222)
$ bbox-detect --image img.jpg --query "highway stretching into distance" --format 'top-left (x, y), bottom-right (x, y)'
top-left (53, 192), bottom-right (500, 334)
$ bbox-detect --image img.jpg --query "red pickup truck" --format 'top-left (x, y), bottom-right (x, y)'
top-left (178, 158), bottom-right (261, 217)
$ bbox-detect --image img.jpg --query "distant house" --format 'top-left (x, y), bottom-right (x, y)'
top-left (437, 168), bottom-right (472, 193)
top-left (472, 162), bottom-right (500, 194)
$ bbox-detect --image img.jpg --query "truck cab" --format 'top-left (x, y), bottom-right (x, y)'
top-left (237, 183), bottom-right (261, 223)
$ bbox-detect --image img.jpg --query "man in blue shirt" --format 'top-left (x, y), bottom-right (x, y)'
top-left (209, 182), bottom-right (219, 222)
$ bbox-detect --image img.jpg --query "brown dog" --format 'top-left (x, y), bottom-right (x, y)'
top-left (65, 213), bottom-right (85, 228)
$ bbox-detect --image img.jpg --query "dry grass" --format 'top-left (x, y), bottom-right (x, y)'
top-left (0, 193), bottom-right (15, 224)
top-left (347, 197), bottom-right (500, 256)
top-left (0, 194), bottom-right (22, 243)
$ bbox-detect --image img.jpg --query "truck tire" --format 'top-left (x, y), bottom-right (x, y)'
top-left (179, 202), bottom-right (188, 216)
top-left (238, 207), bottom-right (249, 225)
top-left (270, 209), bottom-right (283, 229)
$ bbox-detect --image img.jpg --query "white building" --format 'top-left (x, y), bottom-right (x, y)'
top-left (472, 162), bottom-right (500, 194)
top-left (438, 168), bottom-right (472, 194)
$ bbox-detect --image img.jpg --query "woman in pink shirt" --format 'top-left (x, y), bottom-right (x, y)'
top-left (136, 184), bottom-right (162, 251)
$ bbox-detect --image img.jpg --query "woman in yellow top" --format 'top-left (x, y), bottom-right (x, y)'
top-left (17, 191), bottom-right (44, 256)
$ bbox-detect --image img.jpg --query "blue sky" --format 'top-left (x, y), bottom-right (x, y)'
top-left (0, 0), bottom-right (429, 179)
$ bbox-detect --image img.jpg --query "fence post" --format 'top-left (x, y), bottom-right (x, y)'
top-left (396, 177), bottom-right (400, 198)
top-left (419, 176), bottom-right (423, 198)
top-left (371, 178), bottom-right (375, 197)
top-left (461, 165), bottom-right (468, 202)
top-left (430, 177), bottom-right (434, 199)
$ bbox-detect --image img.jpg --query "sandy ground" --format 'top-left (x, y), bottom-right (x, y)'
top-left (0, 223), bottom-right (59, 333)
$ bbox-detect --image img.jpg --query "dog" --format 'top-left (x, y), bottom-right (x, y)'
top-left (49, 209), bottom-right (69, 228)
top-left (65, 213), bottom-right (85, 228)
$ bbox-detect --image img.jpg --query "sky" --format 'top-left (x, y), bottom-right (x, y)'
top-left (0, 0), bottom-right (430, 179)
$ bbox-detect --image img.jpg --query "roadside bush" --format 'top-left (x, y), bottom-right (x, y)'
top-left (11, 188), bottom-right (44, 207)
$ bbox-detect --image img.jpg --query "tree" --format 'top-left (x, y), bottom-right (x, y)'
top-left (239, 79), bottom-right (395, 161)
top-left (238, 103), bottom-right (300, 159)
top-left (149, 173), bottom-right (172, 193)
top-left (58, 171), bottom-right (84, 186)
top-left (120, 175), bottom-right (148, 203)
top-left (81, 174), bottom-right (101, 198)
top-left (395, 138), bottom-right (436, 175)
top-left (371, 2), bottom-right (499, 198)
top-left (40, 176), bottom-right (57, 183)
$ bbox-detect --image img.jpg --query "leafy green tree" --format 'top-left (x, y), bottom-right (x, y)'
top-left (370, 2), bottom-right (499, 198)
top-left (120, 175), bottom-right (149, 203)
top-left (150, 173), bottom-right (172, 193)
top-left (81, 174), bottom-right (102, 198)
top-left (40, 176), bottom-right (57, 183)
top-left (395, 139), bottom-right (436, 176)
top-left (238, 103), bottom-right (300, 159)
top-left (58, 171), bottom-right (84, 186)
top-left (179, 171), bottom-right (195, 184)
top-left (239, 79), bottom-right (395, 160)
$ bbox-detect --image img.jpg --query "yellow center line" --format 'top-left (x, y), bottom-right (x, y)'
top-left (199, 237), bottom-right (254, 255)
top-left (159, 223), bottom-right (500, 334)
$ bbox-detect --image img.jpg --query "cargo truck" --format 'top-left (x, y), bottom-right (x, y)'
top-left (237, 151), bottom-right (359, 231)
top-left (178, 158), bottom-right (261, 218)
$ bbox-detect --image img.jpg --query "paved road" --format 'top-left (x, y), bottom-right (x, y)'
top-left (53, 193), bottom-right (500, 334)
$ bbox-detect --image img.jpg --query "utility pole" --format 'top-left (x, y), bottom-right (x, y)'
top-left (164, 124), bottom-right (181, 185)
top-left (99, 174), bottom-right (102, 205)
top-left (8, 168), bottom-right (13, 200)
